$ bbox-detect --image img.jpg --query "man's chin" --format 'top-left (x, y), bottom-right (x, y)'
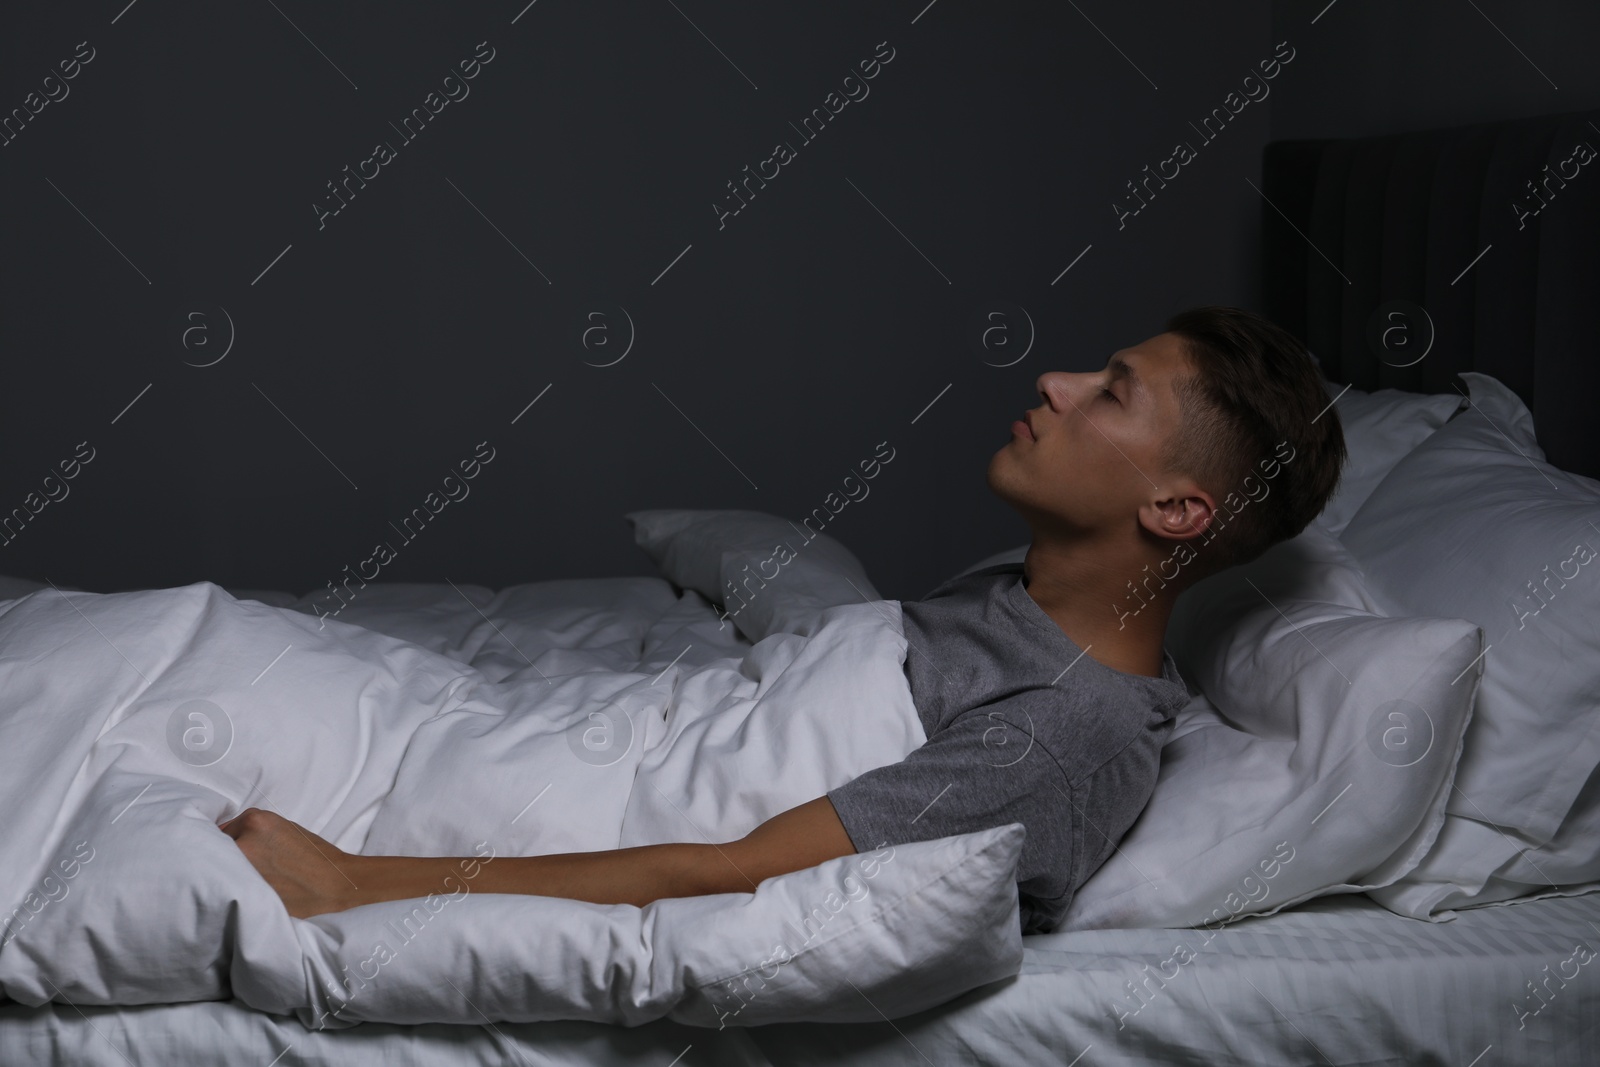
top-left (984, 450), bottom-right (1018, 500)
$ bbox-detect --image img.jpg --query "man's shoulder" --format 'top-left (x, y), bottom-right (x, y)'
top-left (925, 662), bottom-right (1179, 785)
top-left (908, 560), bottom-right (1022, 604)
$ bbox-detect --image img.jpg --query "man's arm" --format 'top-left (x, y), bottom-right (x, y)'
top-left (220, 796), bottom-right (857, 919)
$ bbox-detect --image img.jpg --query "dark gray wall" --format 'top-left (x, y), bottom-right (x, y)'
top-left (1270, 0), bottom-right (1600, 138)
top-left (6, 1), bottom-right (1286, 600)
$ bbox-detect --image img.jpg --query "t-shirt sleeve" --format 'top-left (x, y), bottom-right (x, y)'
top-left (825, 702), bottom-right (1075, 927)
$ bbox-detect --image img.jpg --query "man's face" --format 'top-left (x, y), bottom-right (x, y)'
top-left (987, 331), bottom-right (1196, 539)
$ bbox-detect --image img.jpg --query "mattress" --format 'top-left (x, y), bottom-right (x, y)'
top-left (3, 888), bottom-right (1596, 1065)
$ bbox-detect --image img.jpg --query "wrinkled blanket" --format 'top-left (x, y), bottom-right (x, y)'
top-left (0, 578), bottom-right (1018, 1028)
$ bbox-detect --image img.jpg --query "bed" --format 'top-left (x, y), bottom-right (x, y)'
top-left (6, 879), bottom-right (1598, 1065)
top-left (3, 110), bottom-right (1599, 1065)
top-left (2, 575), bottom-right (1596, 1067)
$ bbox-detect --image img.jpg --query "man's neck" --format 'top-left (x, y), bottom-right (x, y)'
top-left (1020, 532), bottom-right (1177, 678)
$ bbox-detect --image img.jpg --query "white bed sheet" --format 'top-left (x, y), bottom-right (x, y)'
top-left (4, 889), bottom-right (1597, 1065)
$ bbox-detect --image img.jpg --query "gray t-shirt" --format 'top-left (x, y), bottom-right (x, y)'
top-left (827, 563), bottom-right (1190, 933)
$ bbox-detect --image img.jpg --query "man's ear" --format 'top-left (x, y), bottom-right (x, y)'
top-left (1138, 483), bottom-right (1216, 544)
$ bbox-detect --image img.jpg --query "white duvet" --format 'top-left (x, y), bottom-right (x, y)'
top-left (0, 578), bottom-right (1025, 1028)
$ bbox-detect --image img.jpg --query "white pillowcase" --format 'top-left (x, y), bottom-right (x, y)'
top-left (1340, 372), bottom-right (1600, 917)
top-left (1313, 380), bottom-right (1465, 535)
top-left (626, 509), bottom-right (882, 643)
top-left (1063, 524), bottom-right (1484, 930)
top-left (0, 576), bottom-right (49, 602)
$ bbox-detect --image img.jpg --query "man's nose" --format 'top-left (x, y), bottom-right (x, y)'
top-left (1036, 372), bottom-right (1060, 408)
top-left (1036, 371), bottom-right (1085, 410)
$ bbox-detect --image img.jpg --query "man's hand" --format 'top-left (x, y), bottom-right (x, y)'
top-left (219, 808), bottom-right (364, 919)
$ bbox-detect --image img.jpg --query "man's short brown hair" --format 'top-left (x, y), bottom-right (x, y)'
top-left (1160, 306), bottom-right (1346, 575)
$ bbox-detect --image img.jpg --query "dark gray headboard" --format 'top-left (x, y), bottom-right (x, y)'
top-left (1261, 110), bottom-right (1599, 479)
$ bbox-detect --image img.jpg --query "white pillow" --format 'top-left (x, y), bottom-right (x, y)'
top-left (0, 576), bottom-right (50, 602)
top-left (626, 509), bottom-right (881, 642)
top-left (1063, 524), bottom-right (1484, 930)
top-left (1340, 372), bottom-right (1600, 917)
top-left (294, 823), bottom-right (1025, 1029)
top-left (1313, 380), bottom-right (1465, 535)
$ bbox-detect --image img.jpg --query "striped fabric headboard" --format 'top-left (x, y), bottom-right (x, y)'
top-left (1261, 109), bottom-right (1599, 478)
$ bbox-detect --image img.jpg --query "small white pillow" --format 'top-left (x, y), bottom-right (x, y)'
top-left (626, 509), bottom-right (881, 643)
top-left (1313, 380), bottom-right (1465, 535)
top-left (1063, 525), bottom-right (1484, 930)
top-left (0, 576), bottom-right (50, 602)
top-left (1340, 372), bottom-right (1600, 917)
top-left (294, 824), bottom-right (1025, 1029)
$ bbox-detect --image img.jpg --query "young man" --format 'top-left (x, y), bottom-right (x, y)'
top-left (223, 306), bottom-right (1345, 934)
